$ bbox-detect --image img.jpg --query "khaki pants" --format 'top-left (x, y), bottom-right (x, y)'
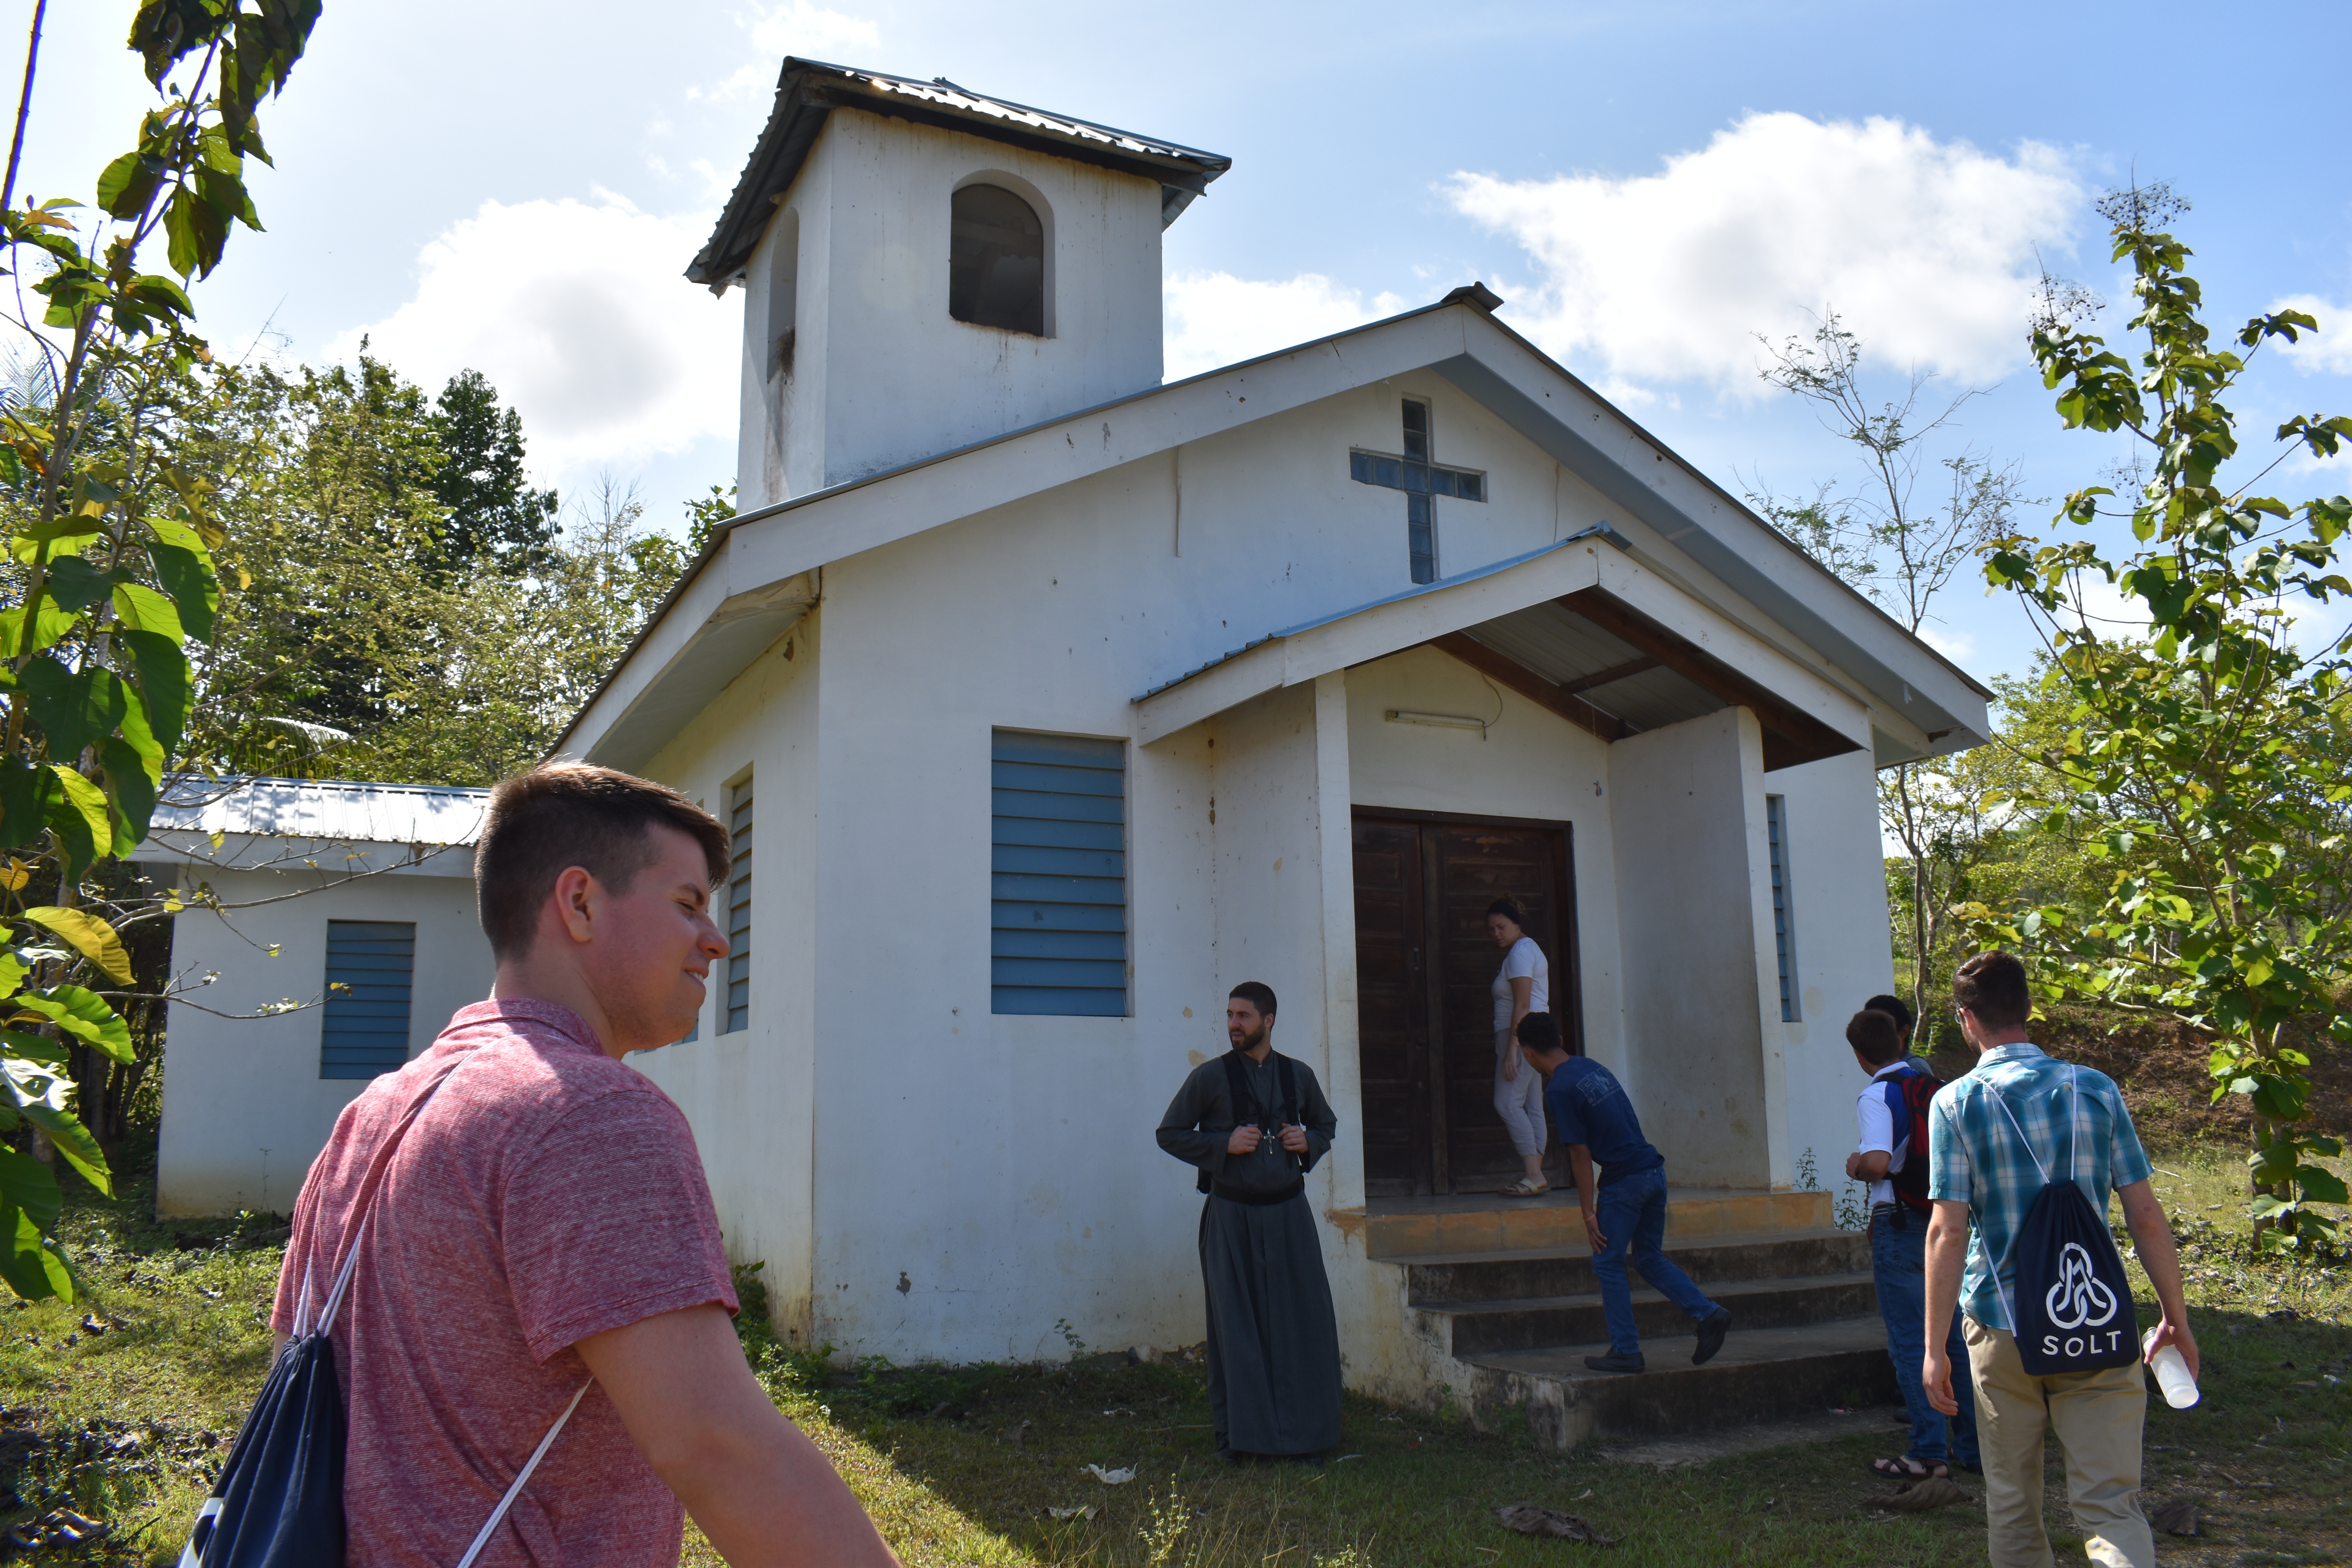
top-left (1964, 1314), bottom-right (2154, 1567)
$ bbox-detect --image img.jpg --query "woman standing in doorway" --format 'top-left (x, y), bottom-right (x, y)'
top-left (1488, 898), bottom-right (1551, 1196)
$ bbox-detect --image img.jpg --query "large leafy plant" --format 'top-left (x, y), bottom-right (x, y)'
top-left (1967, 186), bottom-right (2352, 1250)
top-left (0, 0), bottom-right (319, 1299)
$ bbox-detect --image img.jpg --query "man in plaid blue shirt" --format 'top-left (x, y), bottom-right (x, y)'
top-left (1923, 951), bottom-right (2198, 1568)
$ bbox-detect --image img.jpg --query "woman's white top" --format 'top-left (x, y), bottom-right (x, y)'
top-left (1490, 936), bottom-right (1549, 1040)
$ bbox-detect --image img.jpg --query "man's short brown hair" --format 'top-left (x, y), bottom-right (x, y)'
top-left (476, 762), bottom-right (731, 959)
top-left (1953, 950), bottom-right (2031, 1033)
top-left (1845, 1007), bottom-right (1905, 1068)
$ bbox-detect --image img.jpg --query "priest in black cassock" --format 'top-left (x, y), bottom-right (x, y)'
top-left (1156, 981), bottom-right (1343, 1462)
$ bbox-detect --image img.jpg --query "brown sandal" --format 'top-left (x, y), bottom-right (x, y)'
top-left (1499, 1177), bottom-right (1551, 1197)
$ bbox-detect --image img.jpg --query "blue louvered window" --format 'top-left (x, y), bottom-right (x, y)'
top-left (992, 731), bottom-right (1126, 1016)
top-left (724, 780), bottom-right (752, 1033)
top-left (320, 920), bottom-right (415, 1079)
top-left (1764, 795), bottom-right (1797, 1023)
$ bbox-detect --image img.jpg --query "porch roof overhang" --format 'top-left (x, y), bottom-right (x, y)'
top-left (1133, 536), bottom-right (1867, 772)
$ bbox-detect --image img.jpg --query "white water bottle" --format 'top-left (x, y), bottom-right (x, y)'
top-left (2143, 1328), bottom-right (2200, 1409)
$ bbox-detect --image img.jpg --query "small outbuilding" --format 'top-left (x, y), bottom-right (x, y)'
top-left (131, 778), bottom-right (494, 1217)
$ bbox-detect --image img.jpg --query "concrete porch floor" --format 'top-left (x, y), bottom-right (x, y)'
top-left (1337, 1186), bottom-right (1834, 1259)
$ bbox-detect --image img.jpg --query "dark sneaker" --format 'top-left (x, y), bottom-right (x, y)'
top-left (1693, 1307), bottom-right (1732, 1365)
top-left (1584, 1351), bottom-right (1645, 1374)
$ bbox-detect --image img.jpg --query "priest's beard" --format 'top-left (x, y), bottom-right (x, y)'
top-left (1229, 1019), bottom-right (1267, 1054)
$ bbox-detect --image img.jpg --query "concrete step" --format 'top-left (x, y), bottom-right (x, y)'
top-left (1353, 1188), bottom-right (1832, 1259)
top-left (1458, 1316), bottom-right (1901, 1450)
top-left (1430, 1270), bottom-right (1880, 1357)
top-left (1397, 1226), bottom-right (1870, 1306)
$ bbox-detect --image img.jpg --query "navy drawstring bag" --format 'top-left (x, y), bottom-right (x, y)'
top-left (181, 1059), bottom-right (588, 1568)
top-left (1990, 1065), bottom-right (2138, 1376)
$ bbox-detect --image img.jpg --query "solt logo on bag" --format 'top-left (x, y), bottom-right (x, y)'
top-left (2040, 1241), bottom-right (2125, 1359)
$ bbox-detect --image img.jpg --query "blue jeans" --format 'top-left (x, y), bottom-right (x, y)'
top-left (1592, 1166), bottom-right (1719, 1357)
top-left (1871, 1205), bottom-right (1979, 1467)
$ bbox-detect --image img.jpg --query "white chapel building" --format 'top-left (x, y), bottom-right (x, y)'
top-left (555, 61), bottom-right (1990, 1432)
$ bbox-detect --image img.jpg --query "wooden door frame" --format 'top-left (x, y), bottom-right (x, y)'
top-left (1350, 806), bottom-right (1585, 1194)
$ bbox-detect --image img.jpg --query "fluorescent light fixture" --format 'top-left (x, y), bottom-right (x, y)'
top-left (1385, 708), bottom-right (1488, 737)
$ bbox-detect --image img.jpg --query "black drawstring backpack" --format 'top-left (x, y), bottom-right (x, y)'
top-left (181, 1058), bottom-right (588, 1568)
top-left (1988, 1064), bottom-right (2138, 1376)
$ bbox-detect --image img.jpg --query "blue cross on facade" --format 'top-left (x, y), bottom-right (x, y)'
top-left (1350, 397), bottom-right (1486, 584)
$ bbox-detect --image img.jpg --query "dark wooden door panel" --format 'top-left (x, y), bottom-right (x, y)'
top-left (1353, 809), bottom-right (1580, 1196)
top-left (1433, 825), bottom-right (1564, 1188)
top-left (1351, 818), bottom-right (1427, 1196)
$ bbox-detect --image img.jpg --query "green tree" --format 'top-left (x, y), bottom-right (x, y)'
top-left (174, 351), bottom-right (483, 769)
top-left (1749, 314), bottom-right (2027, 1036)
top-left (683, 481), bottom-right (735, 558)
top-left (0, 0), bottom-right (321, 1299)
top-left (429, 368), bottom-right (557, 570)
top-left (339, 475), bottom-right (694, 784)
top-left (1967, 183), bottom-right (2352, 1249)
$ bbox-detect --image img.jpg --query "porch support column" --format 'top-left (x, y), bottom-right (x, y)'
top-left (1311, 668), bottom-right (1364, 1212)
top-left (1606, 706), bottom-right (1786, 1189)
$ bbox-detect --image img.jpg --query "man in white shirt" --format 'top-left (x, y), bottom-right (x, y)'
top-left (1846, 1007), bottom-right (1979, 1481)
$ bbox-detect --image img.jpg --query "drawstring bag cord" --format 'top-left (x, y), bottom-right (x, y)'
top-left (291, 1055), bottom-right (592, 1563)
top-left (1983, 1063), bottom-right (2089, 1332)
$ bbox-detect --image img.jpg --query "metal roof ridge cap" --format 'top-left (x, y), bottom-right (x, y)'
top-left (915, 74), bottom-right (1232, 166)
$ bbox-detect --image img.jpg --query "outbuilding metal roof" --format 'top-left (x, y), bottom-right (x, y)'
top-left (688, 58), bottom-right (1232, 290)
top-left (142, 776), bottom-right (490, 849)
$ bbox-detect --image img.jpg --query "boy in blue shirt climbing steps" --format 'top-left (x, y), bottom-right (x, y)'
top-left (1515, 1013), bottom-right (1731, 1374)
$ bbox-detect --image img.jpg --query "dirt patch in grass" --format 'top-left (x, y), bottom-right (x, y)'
top-left (1916, 1002), bottom-right (2352, 1149)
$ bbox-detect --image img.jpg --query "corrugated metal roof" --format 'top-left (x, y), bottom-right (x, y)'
top-left (145, 776), bottom-right (490, 848)
top-left (690, 58), bottom-right (1232, 289)
top-left (1463, 601), bottom-right (1725, 735)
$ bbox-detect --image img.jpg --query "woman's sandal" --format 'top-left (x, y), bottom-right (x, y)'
top-left (1499, 1177), bottom-right (1551, 1197)
top-left (1869, 1456), bottom-right (1949, 1481)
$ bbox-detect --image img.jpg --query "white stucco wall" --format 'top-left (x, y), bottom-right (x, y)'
top-left (1604, 707), bottom-right (1783, 1188)
top-left (150, 860), bottom-right (492, 1217)
top-left (632, 615), bottom-right (822, 1340)
top-left (1764, 748), bottom-right (1901, 1194)
top-left (735, 105), bottom-right (1166, 509)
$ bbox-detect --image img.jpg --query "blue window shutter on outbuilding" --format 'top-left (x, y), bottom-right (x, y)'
top-left (319, 920), bottom-right (416, 1080)
top-left (992, 730), bottom-right (1126, 1016)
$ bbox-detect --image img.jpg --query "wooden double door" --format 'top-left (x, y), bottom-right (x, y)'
top-left (1353, 808), bottom-right (1582, 1197)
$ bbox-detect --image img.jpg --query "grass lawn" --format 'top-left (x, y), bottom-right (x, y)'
top-left (4, 1138), bottom-right (2346, 1565)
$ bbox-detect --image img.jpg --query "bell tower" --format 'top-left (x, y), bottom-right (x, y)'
top-left (689, 62), bottom-right (1231, 510)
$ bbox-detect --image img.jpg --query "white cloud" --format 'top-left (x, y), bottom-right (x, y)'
top-left (331, 194), bottom-right (736, 483)
top-left (1162, 271), bottom-right (1408, 381)
top-left (1916, 624), bottom-right (1975, 663)
top-left (1445, 112), bottom-right (2082, 394)
top-left (2272, 293), bottom-right (2352, 376)
top-left (691, 2), bottom-right (880, 103)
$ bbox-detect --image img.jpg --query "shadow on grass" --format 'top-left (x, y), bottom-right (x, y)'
top-left (722, 1259), bottom-right (2352, 1567)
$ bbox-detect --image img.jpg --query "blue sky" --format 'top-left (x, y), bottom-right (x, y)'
top-left (17, 0), bottom-right (2352, 689)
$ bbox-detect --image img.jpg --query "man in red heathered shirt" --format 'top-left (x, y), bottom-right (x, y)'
top-left (271, 763), bottom-right (898, 1566)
